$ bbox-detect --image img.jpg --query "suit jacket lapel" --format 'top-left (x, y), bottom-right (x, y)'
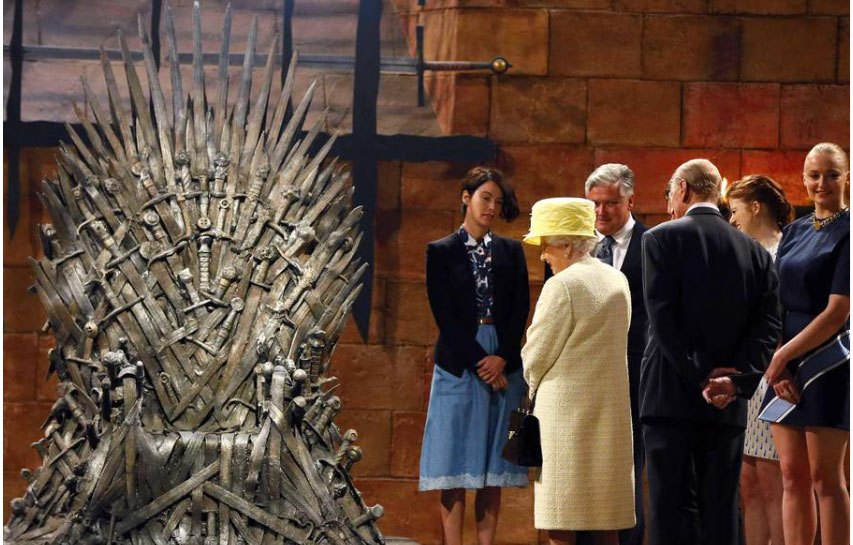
top-left (490, 234), bottom-right (505, 270)
top-left (622, 218), bottom-right (646, 271)
top-left (451, 231), bottom-right (477, 294)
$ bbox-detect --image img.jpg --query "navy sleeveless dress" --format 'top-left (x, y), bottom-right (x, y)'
top-left (759, 210), bottom-right (850, 429)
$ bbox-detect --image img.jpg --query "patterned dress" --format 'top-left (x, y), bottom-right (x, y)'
top-left (743, 243), bottom-right (780, 460)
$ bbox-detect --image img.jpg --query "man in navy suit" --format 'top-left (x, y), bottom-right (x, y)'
top-left (578, 164), bottom-right (649, 545)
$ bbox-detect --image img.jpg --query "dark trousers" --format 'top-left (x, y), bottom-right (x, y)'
top-left (642, 418), bottom-right (745, 545)
top-left (618, 412), bottom-right (645, 545)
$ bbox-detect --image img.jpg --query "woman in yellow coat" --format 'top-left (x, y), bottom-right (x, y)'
top-left (521, 198), bottom-right (635, 545)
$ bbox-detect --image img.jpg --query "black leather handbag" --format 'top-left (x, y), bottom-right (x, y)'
top-left (501, 391), bottom-right (542, 467)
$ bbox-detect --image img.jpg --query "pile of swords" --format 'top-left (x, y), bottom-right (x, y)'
top-left (5, 2), bottom-right (384, 544)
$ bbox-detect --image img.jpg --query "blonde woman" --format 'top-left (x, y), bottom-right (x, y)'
top-left (759, 143), bottom-right (850, 545)
top-left (521, 198), bottom-right (635, 545)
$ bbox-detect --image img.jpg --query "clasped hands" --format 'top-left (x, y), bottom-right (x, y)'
top-left (701, 367), bottom-right (739, 409)
top-left (477, 355), bottom-right (508, 391)
top-left (702, 353), bottom-right (801, 410)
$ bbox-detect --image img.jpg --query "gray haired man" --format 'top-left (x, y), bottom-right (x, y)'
top-left (583, 164), bottom-right (648, 545)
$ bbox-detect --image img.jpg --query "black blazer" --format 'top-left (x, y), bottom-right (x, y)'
top-left (640, 207), bottom-right (782, 426)
top-left (621, 218), bottom-right (649, 359)
top-left (426, 232), bottom-right (530, 377)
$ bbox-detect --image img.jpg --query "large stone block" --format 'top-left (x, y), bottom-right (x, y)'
top-left (613, 0), bottom-right (706, 11)
top-left (331, 345), bottom-right (430, 411)
top-left (324, 73), bottom-right (444, 136)
top-left (489, 213), bottom-right (547, 283)
top-left (20, 0), bottom-right (154, 49)
top-left (425, 74), bottom-right (491, 137)
top-left (4, 266), bottom-right (45, 333)
top-left (741, 151), bottom-right (810, 206)
top-left (682, 83), bottom-right (780, 148)
top-left (395, 12), bottom-right (418, 57)
top-left (380, 5), bottom-right (412, 60)
top-left (490, 77), bottom-right (587, 143)
top-left (643, 15), bottom-right (740, 81)
top-left (780, 85), bottom-right (850, 150)
top-left (390, 411), bottom-right (427, 478)
top-left (740, 17), bottom-right (837, 82)
top-left (3, 402), bottom-right (53, 472)
top-left (354, 478), bottom-right (442, 545)
top-left (3, 333), bottom-right (38, 402)
top-left (333, 158), bottom-right (401, 210)
top-left (456, 9), bottom-right (549, 76)
top-left (335, 409), bottom-right (393, 478)
top-left (4, 149), bottom-right (50, 267)
top-left (385, 281), bottom-right (437, 346)
top-left (375, 209), bottom-right (457, 280)
top-left (20, 57), bottom-right (142, 123)
top-left (587, 80), bottom-right (681, 147)
top-left (339, 276), bottom-right (388, 345)
top-left (379, 161), bottom-right (403, 211)
top-left (809, 0), bottom-right (850, 15)
top-left (377, 74), bottom-right (445, 136)
top-left (710, 0), bottom-right (807, 13)
top-left (549, 12), bottom-right (642, 78)
top-left (400, 161), bottom-right (476, 211)
top-left (593, 148), bottom-right (741, 213)
top-left (22, 148), bottom-right (61, 192)
top-left (498, 145), bottom-right (593, 210)
top-left (423, 9), bottom-right (549, 76)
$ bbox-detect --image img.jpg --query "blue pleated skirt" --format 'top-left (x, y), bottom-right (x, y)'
top-left (418, 324), bottom-right (529, 491)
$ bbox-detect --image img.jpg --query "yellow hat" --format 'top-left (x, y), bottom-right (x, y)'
top-left (522, 197), bottom-right (596, 246)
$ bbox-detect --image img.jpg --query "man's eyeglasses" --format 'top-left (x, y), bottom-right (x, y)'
top-left (664, 187), bottom-right (671, 201)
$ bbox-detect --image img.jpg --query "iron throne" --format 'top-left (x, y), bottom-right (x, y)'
top-left (5, 3), bottom-right (384, 544)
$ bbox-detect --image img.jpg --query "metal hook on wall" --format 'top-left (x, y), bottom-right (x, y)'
top-left (415, 22), bottom-right (511, 107)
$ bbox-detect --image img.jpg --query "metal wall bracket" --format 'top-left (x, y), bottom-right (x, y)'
top-left (415, 24), bottom-right (511, 106)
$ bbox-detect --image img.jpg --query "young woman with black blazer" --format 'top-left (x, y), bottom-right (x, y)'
top-left (418, 167), bottom-right (530, 545)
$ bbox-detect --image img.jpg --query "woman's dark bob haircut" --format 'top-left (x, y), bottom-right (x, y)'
top-left (460, 167), bottom-right (520, 222)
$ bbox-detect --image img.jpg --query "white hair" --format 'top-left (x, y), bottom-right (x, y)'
top-left (584, 163), bottom-right (635, 197)
top-left (543, 235), bottom-right (597, 257)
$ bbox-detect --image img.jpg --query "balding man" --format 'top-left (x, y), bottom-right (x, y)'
top-left (640, 159), bottom-right (781, 545)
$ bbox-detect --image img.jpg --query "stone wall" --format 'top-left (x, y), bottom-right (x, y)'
top-left (3, 0), bottom-right (850, 544)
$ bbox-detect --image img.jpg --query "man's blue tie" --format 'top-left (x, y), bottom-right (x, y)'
top-left (597, 235), bottom-right (615, 266)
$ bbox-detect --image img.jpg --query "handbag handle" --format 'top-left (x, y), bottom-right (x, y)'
top-left (521, 388), bottom-right (537, 413)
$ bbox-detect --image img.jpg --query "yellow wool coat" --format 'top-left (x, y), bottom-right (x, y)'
top-left (522, 258), bottom-right (635, 530)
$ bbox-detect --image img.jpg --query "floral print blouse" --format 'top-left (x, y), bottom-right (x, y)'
top-left (458, 225), bottom-right (494, 318)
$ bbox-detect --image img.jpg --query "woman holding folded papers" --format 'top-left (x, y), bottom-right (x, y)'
top-left (521, 198), bottom-right (634, 545)
top-left (758, 143), bottom-right (850, 545)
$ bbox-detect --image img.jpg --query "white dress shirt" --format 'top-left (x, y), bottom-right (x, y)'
top-left (595, 215), bottom-right (636, 271)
